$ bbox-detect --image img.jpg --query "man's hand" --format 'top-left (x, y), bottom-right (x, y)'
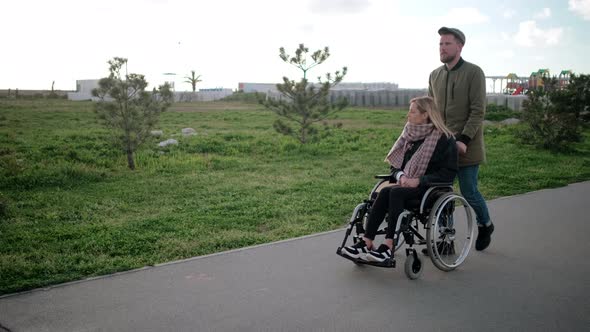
top-left (400, 175), bottom-right (420, 188)
top-left (456, 141), bottom-right (467, 155)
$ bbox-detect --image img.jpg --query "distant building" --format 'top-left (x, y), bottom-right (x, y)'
top-left (67, 79), bottom-right (232, 102)
top-left (67, 79), bottom-right (100, 101)
top-left (332, 82), bottom-right (399, 91)
top-left (238, 83), bottom-right (278, 94)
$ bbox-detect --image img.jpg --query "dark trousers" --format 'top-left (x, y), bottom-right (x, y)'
top-left (365, 186), bottom-right (426, 240)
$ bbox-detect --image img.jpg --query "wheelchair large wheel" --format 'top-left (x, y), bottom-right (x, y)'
top-left (426, 192), bottom-right (474, 271)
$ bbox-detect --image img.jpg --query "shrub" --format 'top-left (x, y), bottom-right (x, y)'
top-left (485, 104), bottom-right (520, 121)
top-left (0, 192), bottom-right (7, 218)
top-left (516, 75), bottom-right (589, 151)
top-left (220, 92), bottom-right (263, 103)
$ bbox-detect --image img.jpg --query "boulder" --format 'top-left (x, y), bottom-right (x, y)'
top-left (158, 139), bottom-right (178, 147)
top-left (151, 130), bottom-right (164, 137)
top-left (500, 118), bottom-right (520, 125)
top-left (182, 128), bottom-right (197, 136)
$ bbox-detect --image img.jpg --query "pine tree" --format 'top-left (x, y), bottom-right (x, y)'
top-left (92, 57), bottom-right (173, 169)
top-left (260, 44), bottom-right (348, 144)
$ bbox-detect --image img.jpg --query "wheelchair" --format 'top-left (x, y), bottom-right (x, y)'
top-left (336, 174), bottom-right (475, 279)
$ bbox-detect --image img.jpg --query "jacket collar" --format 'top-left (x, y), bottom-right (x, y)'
top-left (445, 57), bottom-right (465, 71)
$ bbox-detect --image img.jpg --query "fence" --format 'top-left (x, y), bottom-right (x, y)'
top-left (268, 89), bottom-right (527, 110)
top-left (0, 89), bottom-right (69, 98)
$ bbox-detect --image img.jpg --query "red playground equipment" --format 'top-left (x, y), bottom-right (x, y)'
top-left (504, 73), bottom-right (527, 95)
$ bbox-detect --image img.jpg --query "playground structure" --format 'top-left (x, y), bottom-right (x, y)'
top-left (558, 70), bottom-right (573, 89)
top-left (528, 69), bottom-right (551, 91)
top-left (487, 69), bottom-right (574, 95)
top-left (505, 73), bottom-right (527, 95)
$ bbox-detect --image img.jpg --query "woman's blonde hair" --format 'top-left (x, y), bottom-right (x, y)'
top-left (410, 96), bottom-right (454, 138)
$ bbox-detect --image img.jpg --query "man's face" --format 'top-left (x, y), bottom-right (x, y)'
top-left (439, 34), bottom-right (462, 64)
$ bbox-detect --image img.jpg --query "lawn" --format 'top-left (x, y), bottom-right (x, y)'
top-left (1, 99), bottom-right (589, 295)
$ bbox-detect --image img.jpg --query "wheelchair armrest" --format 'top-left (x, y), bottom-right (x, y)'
top-left (420, 184), bottom-right (454, 214)
top-left (427, 182), bottom-right (453, 187)
top-left (374, 174), bottom-right (394, 180)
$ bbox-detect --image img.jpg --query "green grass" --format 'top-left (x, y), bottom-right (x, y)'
top-left (1, 99), bottom-right (589, 295)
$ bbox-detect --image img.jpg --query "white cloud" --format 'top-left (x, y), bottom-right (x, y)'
top-left (569, 0), bottom-right (590, 20)
top-left (503, 9), bottom-right (516, 19)
top-left (533, 8), bottom-right (551, 19)
top-left (497, 50), bottom-right (515, 58)
top-left (513, 20), bottom-right (564, 47)
top-left (309, 0), bottom-right (372, 14)
top-left (443, 7), bottom-right (490, 24)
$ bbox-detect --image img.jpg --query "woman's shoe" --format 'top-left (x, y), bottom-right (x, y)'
top-left (342, 240), bottom-right (370, 260)
top-left (367, 244), bottom-right (393, 263)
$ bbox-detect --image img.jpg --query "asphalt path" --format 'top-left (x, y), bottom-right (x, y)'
top-left (1, 182), bottom-right (589, 332)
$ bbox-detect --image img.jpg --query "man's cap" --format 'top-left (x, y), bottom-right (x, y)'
top-left (438, 27), bottom-right (465, 45)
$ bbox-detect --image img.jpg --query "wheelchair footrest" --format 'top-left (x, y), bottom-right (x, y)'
top-left (336, 248), bottom-right (396, 268)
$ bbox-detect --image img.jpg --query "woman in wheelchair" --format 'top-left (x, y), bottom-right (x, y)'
top-left (342, 96), bottom-right (457, 263)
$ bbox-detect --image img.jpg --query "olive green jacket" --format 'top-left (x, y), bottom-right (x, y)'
top-left (428, 58), bottom-right (486, 166)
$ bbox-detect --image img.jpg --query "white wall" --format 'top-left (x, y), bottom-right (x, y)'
top-left (67, 79), bottom-right (100, 101)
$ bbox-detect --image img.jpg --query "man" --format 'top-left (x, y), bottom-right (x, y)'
top-left (428, 27), bottom-right (494, 251)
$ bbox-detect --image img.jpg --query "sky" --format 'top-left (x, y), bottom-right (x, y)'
top-left (2, 0), bottom-right (590, 92)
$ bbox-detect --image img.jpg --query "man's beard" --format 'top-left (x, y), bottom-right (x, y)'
top-left (440, 53), bottom-right (456, 64)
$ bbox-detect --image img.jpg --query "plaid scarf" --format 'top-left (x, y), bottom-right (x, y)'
top-left (385, 123), bottom-right (442, 178)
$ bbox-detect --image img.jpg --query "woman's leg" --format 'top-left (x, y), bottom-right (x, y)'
top-left (383, 186), bottom-right (424, 247)
top-left (341, 188), bottom-right (391, 258)
top-left (365, 187), bottom-right (424, 262)
top-left (363, 186), bottom-right (392, 247)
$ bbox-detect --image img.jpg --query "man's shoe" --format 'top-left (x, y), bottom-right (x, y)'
top-left (367, 244), bottom-right (393, 263)
top-left (421, 241), bottom-right (455, 256)
top-left (475, 223), bottom-right (494, 251)
top-left (342, 240), bottom-right (370, 260)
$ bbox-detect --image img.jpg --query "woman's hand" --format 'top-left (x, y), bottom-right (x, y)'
top-left (400, 175), bottom-right (420, 188)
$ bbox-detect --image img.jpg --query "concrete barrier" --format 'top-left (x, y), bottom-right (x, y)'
top-left (0, 89), bottom-right (70, 98)
top-left (486, 94), bottom-right (527, 111)
top-left (327, 90), bottom-right (526, 110)
top-left (328, 89), bottom-right (429, 107)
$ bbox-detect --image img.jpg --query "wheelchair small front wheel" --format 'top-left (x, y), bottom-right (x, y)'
top-left (404, 254), bottom-right (423, 280)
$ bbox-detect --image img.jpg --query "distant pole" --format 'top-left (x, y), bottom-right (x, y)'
top-left (163, 73), bottom-right (176, 92)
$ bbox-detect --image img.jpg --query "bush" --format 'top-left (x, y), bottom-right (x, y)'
top-left (567, 74), bottom-right (590, 124)
top-left (516, 75), bottom-right (589, 151)
top-left (486, 104), bottom-right (520, 121)
top-left (0, 192), bottom-right (8, 218)
top-left (220, 91), bottom-right (264, 103)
